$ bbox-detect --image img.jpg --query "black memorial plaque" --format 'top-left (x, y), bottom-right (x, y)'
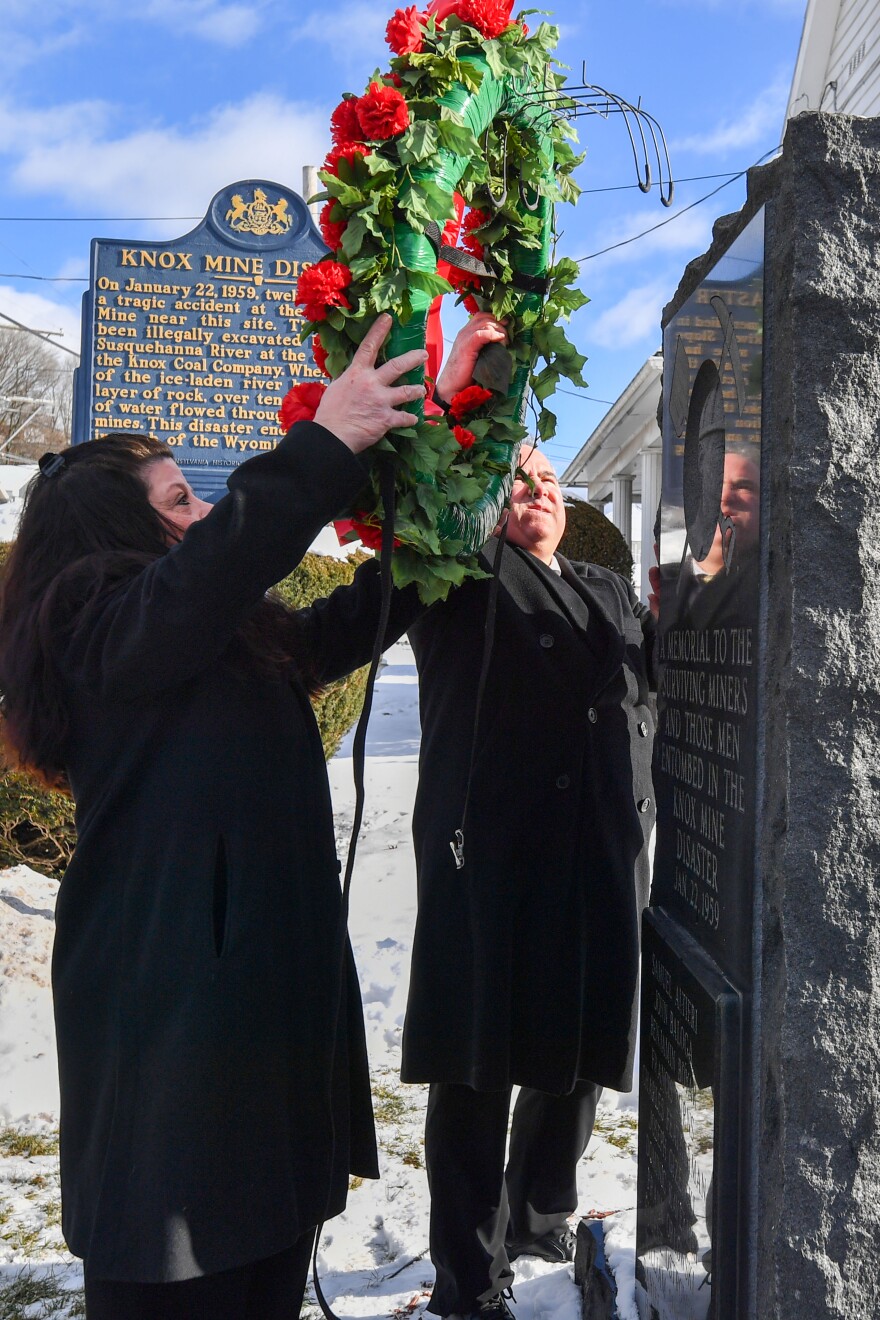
top-left (72, 180), bottom-right (327, 499)
top-left (651, 208), bottom-right (765, 986)
top-left (637, 207), bottom-right (766, 1319)
top-left (635, 911), bottom-right (741, 1320)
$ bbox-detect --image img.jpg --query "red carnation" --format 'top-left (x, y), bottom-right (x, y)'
top-left (520, 21), bottom-right (529, 35)
top-left (278, 382), bottom-right (328, 429)
top-left (322, 142), bottom-right (368, 176)
top-left (351, 517), bottom-right (402, 550)
top-left (295, 260), bottom-right (352, 322)
top-left (448, 266), bottom-right (482, 294)
top-left (386, 6), bottom-right (425, 55)
top-left (457, 0), bottom-right (514, 38)
top-left (356, 81), bottom-right (410, 140)
top-left (463, 294), bottom-right (481, 314)
top-left (330, 97), bottom-right (362, 146)
top-left (449, 384), bottom-right (493, 420)
top-left (462, 207), bottom-right (490, 257)
top-left (311, 334), bottom-right (330, 376)
top-left (319, 200), bottom-right (347, 251)
top-left (383, 71), bottom-right (404, 87)
top-left (453, 425), bottom-right (477, 449)
top-left (442, 215), bottom-right (462, 246)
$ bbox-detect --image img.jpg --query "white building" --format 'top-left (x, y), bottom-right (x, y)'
top-left (562, 0), bottom-right (879, 600)
top-left (0, 463), bottom-right (37, 542)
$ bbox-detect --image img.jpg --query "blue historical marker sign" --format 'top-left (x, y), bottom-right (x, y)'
top-left (72, 180), bottom-right (328, 499)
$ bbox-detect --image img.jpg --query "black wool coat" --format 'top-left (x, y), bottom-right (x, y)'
top-left (402, 541), bottom-right (656, 1096)
top-left (51, 423), bottom-right (419, 1283)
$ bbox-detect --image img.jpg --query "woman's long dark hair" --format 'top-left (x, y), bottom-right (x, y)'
top-left (0, 433), bottom-right (313, 784)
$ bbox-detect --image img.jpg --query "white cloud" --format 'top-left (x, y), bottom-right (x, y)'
top-left (142, 0), bottom-right (264, 45)
top-left (297, 2), bottom-right (389, 79)
top-left (0, 285), bottom-right (83, 362)
top-left (587, 279), bottom-right (670, 349)
top-left (658, 0), bottom-right (803, 11)
top-left (0, 0), bottom-right (266, 73)
top-left (299, 2), bottom-right (386, 46)
top-left (672, 76), bottom-right (790, 156)
top-left (577, 205), bottom-right (715, 274)
top-left (0, 94), bottom-right (330, 222)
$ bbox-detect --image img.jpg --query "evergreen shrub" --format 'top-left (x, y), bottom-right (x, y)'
top-left (0, 543), bottom-right (371, 876)
top-left (558, 499), bottom-right (634, 580)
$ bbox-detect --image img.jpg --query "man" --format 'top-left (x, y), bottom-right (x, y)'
top-left (403, 320), bottom-right (657, 1320)
top-left (693, 448), bottom-right (760, 578)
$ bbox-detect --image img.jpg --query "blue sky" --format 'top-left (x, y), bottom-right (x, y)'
top-left (0, 0), bottom-right (806, 471)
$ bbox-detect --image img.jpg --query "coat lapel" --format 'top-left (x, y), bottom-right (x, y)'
top-left (555, 555), bottom-right (629, 697)
top-left (480, 542), bottom-right (629, 698)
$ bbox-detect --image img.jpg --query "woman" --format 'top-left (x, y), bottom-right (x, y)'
top-left (0, 316), bottom-right (427, 1319)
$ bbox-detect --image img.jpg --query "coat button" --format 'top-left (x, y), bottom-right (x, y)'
top-left (556, 774), bottom-right (571, 790)
top-left (638, 798), bottom-right (652, 813)
top-left (540, 633), bottom-right (554, 648)
top-left (638, 721), bottom-right (649, 737)
top-left (588, 708), bottom-right (598, 723)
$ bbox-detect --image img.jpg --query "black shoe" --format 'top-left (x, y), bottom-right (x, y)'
top-left (444, 1293), bottom-right (515, 1320)
top-left (507, 1226), bottom-right (576, 1264)
top-left (478, 1292), bottom-right (515, 1320)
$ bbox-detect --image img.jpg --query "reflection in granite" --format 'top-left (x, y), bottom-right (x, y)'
top-left (637, 208), bottom-right (764, 1320)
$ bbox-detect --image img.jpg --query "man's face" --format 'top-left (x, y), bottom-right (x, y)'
top-left (719, 452), bottom-right (759, 545)
top-left (505, 447), bottom-right (567, 561)
top-left (695, 451), bottom-right (760, 575)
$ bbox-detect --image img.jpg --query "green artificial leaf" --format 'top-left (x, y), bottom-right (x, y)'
top-left (548, 284), bottom-right (590, 317)
top-left (349, 254), bottom-right (382, 282)
top-left (480, 39), bottom-right (506, 79)
top-left (406, 431), bottom-right (444, 474)
top-left (536, 405), bottom-right (558, 442)
top-left (531, 364), bottom-right (560, 402)
top-left (323, 179), bottom-right (365, 208)
top-left (363, 153), bottom-right (398, 180)
top-left (443, 472), bottom-right (483, 502)
top-left (397, 120), bottom-right (440, 165)
top-left (557, 172), bottom-right (582, 206)
top-left (404, 269), bottom-right (453, 299)
top-left (339, 215), bottom-right (372, 260)
top-left (436, 118), bottom-right (481, 159)
top-left (370, 269), bottom-right (408, 312)
top-left (453, 58), bottom-right (484, 93)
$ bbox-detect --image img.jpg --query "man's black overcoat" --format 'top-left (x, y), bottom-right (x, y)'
top-left (52, 424), bottom-right (417, 1282)
top-left (403, 541), bottom-right (656, 1096)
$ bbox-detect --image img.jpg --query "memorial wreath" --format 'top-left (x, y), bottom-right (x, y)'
top-left (280, 0), bottom-right (588, 602)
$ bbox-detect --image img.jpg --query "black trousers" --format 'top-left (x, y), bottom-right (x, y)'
top-left (425, 1080), bottom-right (601, 1316)
top-left (83, 1228), bottom-right (316, 1320)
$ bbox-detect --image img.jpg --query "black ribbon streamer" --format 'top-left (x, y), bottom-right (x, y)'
top-left (312, 456), bottom-right (397, 1320)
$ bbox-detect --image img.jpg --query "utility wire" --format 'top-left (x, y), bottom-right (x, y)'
top-left (0, 308), bottom-right (80, 359)
top-left (0, 215), bottom-right (202, 223)
top-left (0, 271), bottom-right (86, 283)
top-left (0, 168), bottom-right (762, 220)
top-left (557, 388), bottom-right (615, 405)
top-left (576, 144), bottom-right (781, 264)
top-left (580, 169), bottom-right (754, 195)
top-left (0, 151), bottom-right (783, 285)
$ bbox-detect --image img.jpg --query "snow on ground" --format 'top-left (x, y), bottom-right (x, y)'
top-left (0, 637), bottom-right (640, 1318)
top-left (0, 466), bottom-right (37, 544)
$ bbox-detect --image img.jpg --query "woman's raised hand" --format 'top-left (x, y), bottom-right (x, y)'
top-left (314, 314), bottom-right (428, 454)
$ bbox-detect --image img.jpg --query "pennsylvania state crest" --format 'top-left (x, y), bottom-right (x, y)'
top-left (225, 188), bottom-right (292, 237)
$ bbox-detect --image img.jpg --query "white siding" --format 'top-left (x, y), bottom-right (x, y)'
top-left (828, 0), bottom-right (880, 115)
top-left (788, 0), bottom-right (880, 120)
